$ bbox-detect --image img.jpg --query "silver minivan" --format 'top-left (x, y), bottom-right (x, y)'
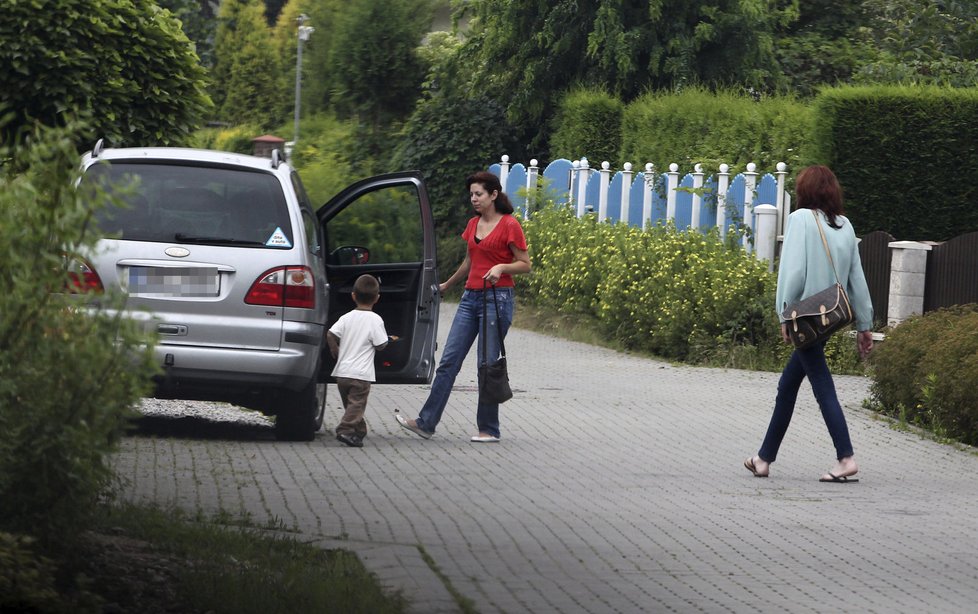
top-left (80, 142), bottom-right (440, 440)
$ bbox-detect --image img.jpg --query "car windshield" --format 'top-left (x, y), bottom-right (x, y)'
top-left (85, 161), bottom-right (294, 248)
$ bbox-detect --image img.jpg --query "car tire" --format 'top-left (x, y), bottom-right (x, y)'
top-left (274, 374), bottom-right (326, 442)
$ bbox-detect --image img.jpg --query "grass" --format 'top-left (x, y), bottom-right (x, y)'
top-left (79, 502), bottom-right (409, 614)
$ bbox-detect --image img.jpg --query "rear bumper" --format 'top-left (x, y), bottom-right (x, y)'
top-left (151, 324), bottom-right (323, 401)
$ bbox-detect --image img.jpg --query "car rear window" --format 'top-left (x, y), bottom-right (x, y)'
top-left (85, 161), bottom-right (294, 248)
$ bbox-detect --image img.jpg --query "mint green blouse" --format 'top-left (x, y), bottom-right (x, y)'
top-left (775, 208), bottom-right (874, 331)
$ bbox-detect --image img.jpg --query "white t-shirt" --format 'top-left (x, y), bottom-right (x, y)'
top-left (328, 309), bottom-right (388, 382)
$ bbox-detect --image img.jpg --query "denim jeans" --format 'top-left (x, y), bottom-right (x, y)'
top-left (758, 340), bottom-right (854, 462)
top-left (416, 287), bottom-right (514, 438)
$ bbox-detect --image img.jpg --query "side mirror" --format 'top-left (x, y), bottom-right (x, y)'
top-left (331, 245), bottom-right (370, 265)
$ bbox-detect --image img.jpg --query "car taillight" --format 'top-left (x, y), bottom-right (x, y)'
top-left (65, 257), bottom-right (104, 293)
top-left (245, 266), bottom-right (315, 309)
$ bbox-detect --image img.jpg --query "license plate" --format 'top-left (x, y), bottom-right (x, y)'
top-left (128, 266), bottom-right (219, 297)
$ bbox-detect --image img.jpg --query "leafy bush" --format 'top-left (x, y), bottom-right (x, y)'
top-left (522, 204), bottom-right (780, 361)
top-left (869, 306), bottom-right (978, 443)
top-left (0, 122), bottom-right (157, 546)
top-left (0, 0), bottom-right (210, 148)
top-left (0, 532), bottom-right (64, 613)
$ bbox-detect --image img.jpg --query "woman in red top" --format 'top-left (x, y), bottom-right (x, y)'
top-left (396, 171), bottom-right (531, 442)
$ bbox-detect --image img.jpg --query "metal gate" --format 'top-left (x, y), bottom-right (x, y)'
top-left (858, 231), bottom-right (894, 327)
top-left (924, 231), bottom-right (978, 311)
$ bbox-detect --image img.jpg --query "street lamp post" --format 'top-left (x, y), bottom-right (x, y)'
top-left (293, 14), bottom-right (314, 149)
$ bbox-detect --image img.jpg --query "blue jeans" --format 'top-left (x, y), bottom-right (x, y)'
top-left (416, 287), bottom-right (514, 438)
top-left (758, 340), bottom-right (854, 462)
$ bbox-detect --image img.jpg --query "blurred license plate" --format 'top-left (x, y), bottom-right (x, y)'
top-left (128, 266), bottom-right (219, 297)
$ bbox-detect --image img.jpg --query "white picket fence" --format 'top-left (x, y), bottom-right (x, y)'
top-left (489, 155), bottom-right (791, 269)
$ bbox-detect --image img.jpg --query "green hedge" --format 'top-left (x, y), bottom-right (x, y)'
top-left (619, 88), bottom-right (811, 175)
top-left (809, 86), bottom-right (978, 241)
top-left (549, 87), bottom-right (624, 166)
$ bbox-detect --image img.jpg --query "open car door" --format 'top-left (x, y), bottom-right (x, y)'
top-left (317, 171), bottom-right (439, 384)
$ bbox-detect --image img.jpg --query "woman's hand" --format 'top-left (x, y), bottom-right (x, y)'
top-left (483, 265), bottom-right (504, 285)
top-left (781, 323), bottom-right (791, 344)
top-left (856, 330), bottom-right (874, 358)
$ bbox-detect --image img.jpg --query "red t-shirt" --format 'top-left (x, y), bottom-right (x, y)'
top-left (461, 214), bottom-right (528, 289)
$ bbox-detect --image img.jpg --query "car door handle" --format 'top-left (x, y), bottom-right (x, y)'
top-left (157, 324), bottom-right (188, 336)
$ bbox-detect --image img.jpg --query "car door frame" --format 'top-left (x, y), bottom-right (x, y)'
top-left (317, 171), bottom-right (439, 384)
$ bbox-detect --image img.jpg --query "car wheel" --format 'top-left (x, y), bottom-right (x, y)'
top-left (274, 376), bottom-right (327, 442)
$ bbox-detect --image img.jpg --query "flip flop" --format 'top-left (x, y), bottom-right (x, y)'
top-left (744, 457), bottom-right (768, 478)
top-left (819, 473), bottom-right (859, 483)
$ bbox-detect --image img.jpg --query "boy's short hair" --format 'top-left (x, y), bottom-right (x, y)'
top-left (353, 274), bottom-right (380, 304)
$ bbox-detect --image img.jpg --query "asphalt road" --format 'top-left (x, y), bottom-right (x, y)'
top-left (114, 303), bottom-right (978, 613)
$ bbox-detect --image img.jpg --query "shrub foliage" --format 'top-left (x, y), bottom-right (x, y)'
top-left (869, 306), bottom-right (978, 444)
top-left (521, 205), bottom-right (778, 361)
top-left (0, 123), bottom-right (157, 546)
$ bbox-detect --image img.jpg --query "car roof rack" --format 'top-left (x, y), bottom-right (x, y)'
top-left (92, 138), bottom-right (105, 158)
top-left (271, 149), bottom-right (282, 169)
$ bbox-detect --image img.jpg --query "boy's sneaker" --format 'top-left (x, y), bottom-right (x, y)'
top-left (395, 411), bottom-right (432, 439)
top-left (336, 433), bottom-right (363, 448)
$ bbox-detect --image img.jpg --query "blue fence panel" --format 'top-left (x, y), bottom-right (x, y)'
top-left (584, 172), bottom-right (601, 214)
top-left (756, 173), bottom-right (777, 206)
top-left (675, 174), bottom-right (694, 229)
top-left (488, 163), bottom-right (501, 177)
top-left (506, 164), bottom-right (528, 210)
top-left (725, 175), bottom-right (746, 232)
top-left (628, 174), bottom-right (646, 228)
top-left (606, 171), bottom-right (624, 223)
top-left (542, 159), bottom-right (573, 206)
top-left (651, 175), bottom-right (668, 226)
top-left (701, 177), bottom-right (719, 232)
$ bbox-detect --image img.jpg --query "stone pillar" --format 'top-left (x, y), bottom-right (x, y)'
top-left (887, 241), bottom-right (932, 327)
top-left (753, 204), bottom-right (778, 272)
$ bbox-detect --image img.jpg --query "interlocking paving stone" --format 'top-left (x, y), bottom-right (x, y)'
top-left (113, 304), bottom-right (978, 613)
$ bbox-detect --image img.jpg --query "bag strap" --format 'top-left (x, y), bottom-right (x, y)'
top-left (481, 280), bottom-right (507, 366)
top-left (811, 209), bottom-right (843, 287)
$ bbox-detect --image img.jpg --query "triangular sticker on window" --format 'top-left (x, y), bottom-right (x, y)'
top-left (265, 227), bottom-right (292, 248)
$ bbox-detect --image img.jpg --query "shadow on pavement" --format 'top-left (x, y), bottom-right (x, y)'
top-left (126, 415), bottom-right (277, 442)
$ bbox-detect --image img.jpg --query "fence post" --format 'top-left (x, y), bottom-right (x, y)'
top-left (691, 163), bottom-right (704, 230)
top-left (742, 162), bottom-right (758, 253)
top-left (525, 158), bottom-right (539, 218)
top-left (754, 204), bottom-right (778, 271)
top-left (716, 163), bottom-right (730, 236)
top-left (775, 162), bottom-right (788, 239)
top-left (598, 161), bottom-right (611, 222)
top-left (887, 241), bottom-right (932, 327)
top-left (499, 154), bottom-right (510, 187)
top-left (666, 163), bottom-right (679, 223)
top-left (576, 157), bottom-right (590, 217)
top-left (620, 162), bottom-right (633, 225)
top-left (569, 160), bottom-right (579, 210)
top-left (642, 163), bottom-right (655, 231)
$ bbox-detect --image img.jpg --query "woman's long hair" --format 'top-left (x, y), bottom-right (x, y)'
top-left (466, 171), bottom-right (514, 214)
top-left (795, 165), bottom-right (844, 228)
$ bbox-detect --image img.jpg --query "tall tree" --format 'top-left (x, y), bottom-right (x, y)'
top-left (0, 0), bottom-right (211, 147)
top-left (221, 2), bottom-right (287, 127)
top-left (328, 0), bottom-right (433, 128)
top-left (453, 0), bottom-right (796, 150)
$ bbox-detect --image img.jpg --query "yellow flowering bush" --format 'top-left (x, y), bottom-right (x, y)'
top-left (522, 207), bottom-right (780, 360)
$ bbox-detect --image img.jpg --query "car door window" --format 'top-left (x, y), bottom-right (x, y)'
top-left (325, 186), bottom-right (423, 264)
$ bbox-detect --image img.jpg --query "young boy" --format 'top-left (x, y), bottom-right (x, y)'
top-left (326, 274), bottom-right (395, 448)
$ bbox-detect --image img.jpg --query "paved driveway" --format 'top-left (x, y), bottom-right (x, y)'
top-left (114, 303), bottom-right (978, 613)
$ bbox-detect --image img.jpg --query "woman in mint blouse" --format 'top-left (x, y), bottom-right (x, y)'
top-left (745, 166), bottom-right (874, 483)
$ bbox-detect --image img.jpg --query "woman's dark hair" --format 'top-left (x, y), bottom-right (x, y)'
top-left (466, 171), bottom-right (514, 214)
top-left (795, 165), bottom-right (844, 228)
